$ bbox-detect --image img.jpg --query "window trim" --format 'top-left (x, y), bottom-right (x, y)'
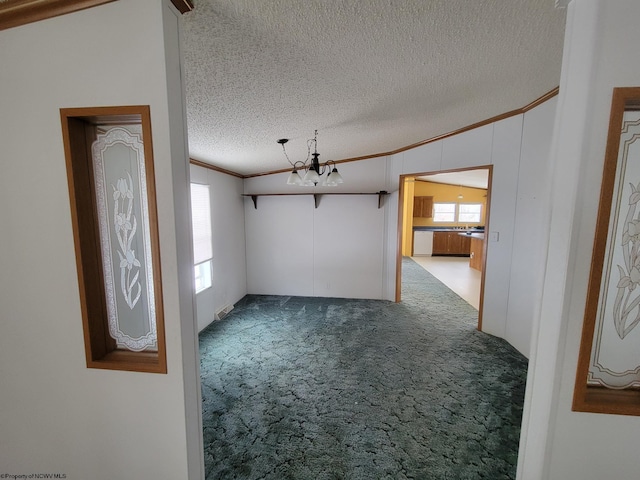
top-left (60, 105), bottom-right (167, 374)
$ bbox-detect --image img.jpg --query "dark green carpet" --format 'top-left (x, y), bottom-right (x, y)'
top-left (199, 258), bottom-right (528, 479)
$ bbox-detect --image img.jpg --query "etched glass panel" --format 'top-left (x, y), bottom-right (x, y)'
top-left (590, 111), bottom-right (640, 388)
top-left (92, 127), bottom-right (157, 352)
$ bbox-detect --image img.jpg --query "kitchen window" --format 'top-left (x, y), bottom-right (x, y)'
top-left (433, 203), bottom-right (456, 222)
top-left (458, 203), bottom-right (482, 223)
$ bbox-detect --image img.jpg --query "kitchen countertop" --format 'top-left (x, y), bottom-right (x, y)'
top-left (413, 226), bottom-right (485, 238)
top-left (413, 226), bottom-right (485, 232)
top-left (458, 232), bottom-right (485, 240)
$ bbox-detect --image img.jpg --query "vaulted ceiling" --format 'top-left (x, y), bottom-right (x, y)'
top-left (181, 0), bottom-right (566, 176)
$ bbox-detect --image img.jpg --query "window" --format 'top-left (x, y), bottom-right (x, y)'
top-left (191, 183), bottom-right (212, 293)
top-left (194, 260), bottom-right (212, 294)
top-left (61, 105), bottom-right (167, 373)
top-left (433, 203), bottom-right (456, 222)
top-left (458, 203), bottom-right (482, 223)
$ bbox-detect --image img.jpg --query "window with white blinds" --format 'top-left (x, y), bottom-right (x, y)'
top-left (190, 183), bottom-right (212, 293)
top-left (190, 183), bottom-right (212, 264)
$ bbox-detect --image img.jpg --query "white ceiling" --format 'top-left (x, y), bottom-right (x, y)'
top-left (181, 0), bottom-right (566, 176)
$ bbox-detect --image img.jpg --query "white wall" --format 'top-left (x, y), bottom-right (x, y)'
top-left (191, 165), bottom-right (247, 331)
top-left (506, 97), bottom-right (558, 357)
top-left (481, 116), bottom-right (523, 340)
top-left (242, 99), bottom-right (556, 359)
top-left (0, 2), bottom-right (200, 478)
top-left (392, 106), bottom-right (554, 354)
top-left (519, 1), bottom-right (640, 479)
top-left (244, 156), bottom-right (391, 299)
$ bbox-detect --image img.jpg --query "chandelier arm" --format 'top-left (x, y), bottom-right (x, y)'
top-left (324, 160), bottom-right (335, 173)
top-left (280, 142), bottom-right (297, 168)
top-left (292, 160), bottom-right (308, 171)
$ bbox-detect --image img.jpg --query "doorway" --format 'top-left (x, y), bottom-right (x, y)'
top-left (396, 165), bottom-right (493, 330)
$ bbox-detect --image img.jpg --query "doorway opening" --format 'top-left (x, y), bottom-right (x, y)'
top-left (396, 165), bottom-right (493, 331)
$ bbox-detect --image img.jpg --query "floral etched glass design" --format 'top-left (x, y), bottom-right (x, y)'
top-left (92, 127), bottom-right (157, 352)
top-left (589, 111), bottom-right (640, 388)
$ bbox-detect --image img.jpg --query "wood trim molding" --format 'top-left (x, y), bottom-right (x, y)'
top-left (572, 87), bottom-right (640, 415)
top-left (60, 105), bottom-right (167, 374)
top-left (240, 87), bottom-right (561, 179)
top-left (190, 158), bottom-right (244, 178)
top-left (521, 86), bottom-right (559, 113)
top-left (170, 0), bottom-right (194, 14)
top-left (0, 0), bottom-right (193, 31)
top-left (0, 0), bottom-right (117, 31)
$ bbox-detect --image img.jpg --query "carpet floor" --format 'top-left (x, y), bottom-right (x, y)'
top-left (199, 258), bottom-right (528, 479)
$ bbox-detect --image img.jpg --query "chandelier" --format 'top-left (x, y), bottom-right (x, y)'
top-left (278, 130), bottom-right (344, 186)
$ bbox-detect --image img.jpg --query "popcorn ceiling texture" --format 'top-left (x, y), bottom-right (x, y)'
top-left (182, 0), bottom-right (566, 175)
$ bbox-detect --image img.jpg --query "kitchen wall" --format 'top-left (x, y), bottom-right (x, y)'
top-left (191, 165), bottom-right (248, 332)
top-left (402, 180), bottom-right (488, 255)
top-left (0, 1), bottom-right (200, 478)
top-left (412, 181), bottom-right (488, 228)
top-left (401, 178), bottom-right (416, 255)
top-left (518, 1), bottom-right (640, 479)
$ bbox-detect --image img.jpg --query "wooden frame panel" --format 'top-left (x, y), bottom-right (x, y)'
top-left (573, 87), bottom-right (640, 414)
top-left (61, 105), bottom-right (167, 374)
top-left (0, 0), bottom-right (193, 32)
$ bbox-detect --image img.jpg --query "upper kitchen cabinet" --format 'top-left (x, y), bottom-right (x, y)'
top-left (413, 196), bottom-right (433, 218)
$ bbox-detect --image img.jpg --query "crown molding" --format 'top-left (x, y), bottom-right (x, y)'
top-left (170, 0), bottom-right (193, 14)
top-left (190, 159), bottom-right (244, 179)
top-left (238, 86), bottom-right (560, 179)
top-left (0, 0), bottom-right (193, 32)
top-left (0, 0), bottom-right (118, 31)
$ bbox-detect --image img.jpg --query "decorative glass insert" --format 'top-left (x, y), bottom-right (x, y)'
top-left (61, 105), bottom-right (166, 374)
top-left (93, 127), bottom-right (157, 352)
top-left (587, 110), bottom-right (640, 389)
top-left (574, 87), bottom-right (640, 415)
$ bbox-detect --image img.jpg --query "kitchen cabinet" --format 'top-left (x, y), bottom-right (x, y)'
top-left (432, 231), bottom-right (449, 255)
top-left (413, 196), bottom-right (433, 218)
top-left (432, 231), bottom-right (471, 256)
top-left (469, 236), bottom-right (484, 271)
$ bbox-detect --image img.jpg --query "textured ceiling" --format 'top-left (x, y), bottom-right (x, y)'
top-left (181, 0), bottom-right (566, 176)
